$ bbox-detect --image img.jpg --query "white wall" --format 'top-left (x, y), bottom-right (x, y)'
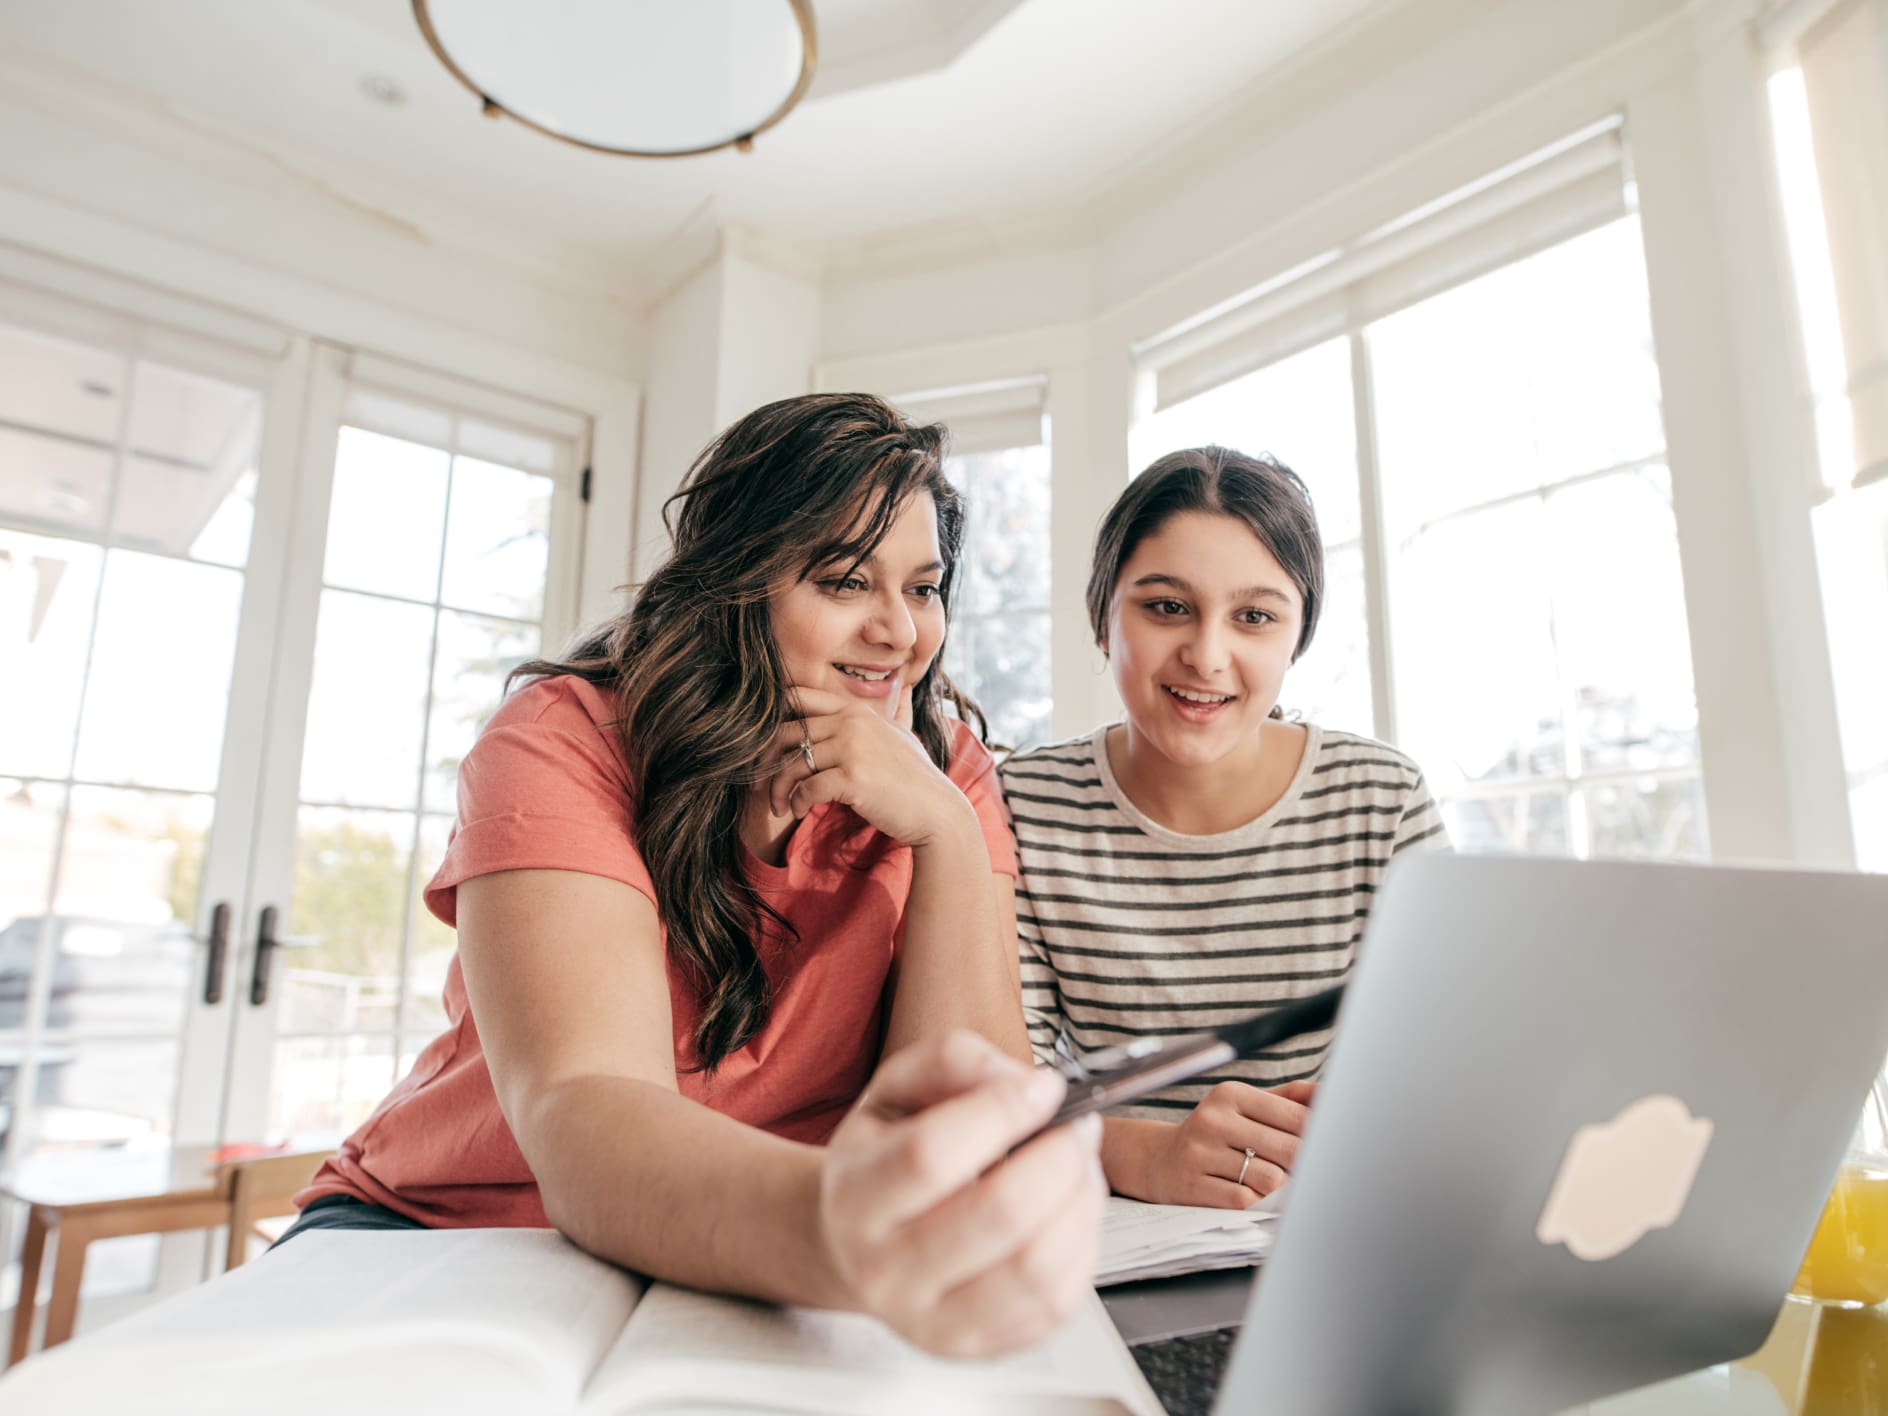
top-left (715, 252), bottom-right (822, 430)
top-left (635, 259), bottom-right (727, 581)
top-left (632, 243), bottom-right (822, 580)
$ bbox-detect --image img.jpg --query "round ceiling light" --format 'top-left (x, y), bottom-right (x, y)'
top-left (412, 0), bottom-right (817, 158)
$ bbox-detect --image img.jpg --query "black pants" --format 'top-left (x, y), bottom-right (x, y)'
top-left (269, 1194), bottom-right (431, 1249)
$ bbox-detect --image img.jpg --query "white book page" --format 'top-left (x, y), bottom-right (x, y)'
top-left (583, 1287), bottom-right (1161, 1416)
top-left (0, 1229), bottom-right (645, 1416)
top-left (1096, 1194), bottom-right (1283, 1285)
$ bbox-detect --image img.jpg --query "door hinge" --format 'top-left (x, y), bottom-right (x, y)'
top-left (580, 466), bottom-right (592, 503)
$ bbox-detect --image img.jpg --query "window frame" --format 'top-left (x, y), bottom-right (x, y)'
top-left (1131, 128), bottom-right (1712, 861)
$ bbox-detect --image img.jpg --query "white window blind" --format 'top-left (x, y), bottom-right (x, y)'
top-left (891, 375), bottom-right (1047, 456)
top-left (1139, 118), bottom-right (1631, 413)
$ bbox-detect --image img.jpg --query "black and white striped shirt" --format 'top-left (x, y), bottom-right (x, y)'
top-left (1000, 724), bottom-right (1449, 1118)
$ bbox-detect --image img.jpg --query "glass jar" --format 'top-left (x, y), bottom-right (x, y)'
top-left (1792, 1064), bottom-right (1888, 1307)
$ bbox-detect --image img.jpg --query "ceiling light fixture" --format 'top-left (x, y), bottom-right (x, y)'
top-left (411, 0), bottom-right (817, 159)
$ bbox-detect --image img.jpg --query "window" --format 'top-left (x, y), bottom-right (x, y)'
top-left (273, 384), bottom-right (579, 1137)
top-left (1372, 218), bottom-right (1703, 859)
top-left (1132, 127), bottom-right (1708, 861)
top-left (942, 441), bottom-right (1053, 751)
top-left (1769, 11), bottom-right (1888, 872)
top-left (891, 379), bottom-right (1053, 751)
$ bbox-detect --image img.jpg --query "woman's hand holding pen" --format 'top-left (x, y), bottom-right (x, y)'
top-left (768, 686), bottom-right (974, 847)
top-left (1108, 1079), bottom-right (1317, 1209)
top-left (819, 1031), bottom-right (1105, 1358)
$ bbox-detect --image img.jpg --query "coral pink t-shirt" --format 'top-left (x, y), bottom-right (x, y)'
top-left (298, 675), bottom-right (1017, 1228)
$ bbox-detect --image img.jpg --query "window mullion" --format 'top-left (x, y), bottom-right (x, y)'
top-left (1350, 331), bottom-right (1396, 744)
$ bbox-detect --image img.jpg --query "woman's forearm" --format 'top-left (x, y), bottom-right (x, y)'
top-left (1100, 1115), bottom-right (1169, 1199)
top-left (882, 806), bottom-right (1029, 1063)
top-left (521, 1074), bottom-right (855, 1310)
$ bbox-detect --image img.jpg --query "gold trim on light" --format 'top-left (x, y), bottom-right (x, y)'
top-left (411, 0), bottom-right (818, 159)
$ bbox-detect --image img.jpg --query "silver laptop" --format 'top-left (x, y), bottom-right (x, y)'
top-left (1212, 853), bottom-right (1888, 1415)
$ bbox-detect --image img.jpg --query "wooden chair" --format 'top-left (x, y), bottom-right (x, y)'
top-left (216, 1149), bottom-right (335, 1271)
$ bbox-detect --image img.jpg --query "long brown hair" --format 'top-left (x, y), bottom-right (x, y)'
top-left (510, 393), bottom-right (986, 1070)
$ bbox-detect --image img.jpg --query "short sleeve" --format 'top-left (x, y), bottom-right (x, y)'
top-left (1392, 770), bottom-right (1451, 856)
top-left (945, 720), bottom-right (1019, 878)
top-left (423, 677), bottom-right (657, 927)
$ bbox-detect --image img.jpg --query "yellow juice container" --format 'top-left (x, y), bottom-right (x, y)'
top-left (1792, 1164), bottom-right (1888, 1307)
top-left (1793, 1068), bottom-right (1888, 1309)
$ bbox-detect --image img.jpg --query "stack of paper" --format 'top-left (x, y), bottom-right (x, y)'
top-left (1096, 1191), bottom-right (1287, 1286)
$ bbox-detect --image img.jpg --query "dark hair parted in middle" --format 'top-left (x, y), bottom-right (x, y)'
top-left (1087, 445), bottom-right (1325, 661)
top-left (509, 393), bottom-right (986, 1071)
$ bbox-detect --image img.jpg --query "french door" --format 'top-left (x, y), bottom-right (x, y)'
top-left (0, 287), bottom-right (586, 1307)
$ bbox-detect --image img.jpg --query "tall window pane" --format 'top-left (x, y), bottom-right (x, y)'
top-left (943, 442), bottom-right (1052, 750)
top-left (1371, 216), bottom-right (1706, 860)
top-left (269, 393), bottom-right (569, 1138)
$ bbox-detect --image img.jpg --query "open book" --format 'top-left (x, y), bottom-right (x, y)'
top-left (0, 1229), bottom-right (1162, 1416)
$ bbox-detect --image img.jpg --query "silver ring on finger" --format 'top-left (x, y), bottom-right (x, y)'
top-left (1235, 1146), bottom-right (1255, 1188)
top-left (800, 733), bottom-right (817, 774)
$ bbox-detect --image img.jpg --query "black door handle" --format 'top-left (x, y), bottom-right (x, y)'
top-left (202, 900), bottom-right (230, 1005)
top-left (250, 904), bottom-right (280, 1006)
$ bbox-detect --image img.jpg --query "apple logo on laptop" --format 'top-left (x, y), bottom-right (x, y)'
top-left (1536, 1095), bottom-right (1715, 1261)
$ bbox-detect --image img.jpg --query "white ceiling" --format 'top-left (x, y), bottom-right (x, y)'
top-left (0, 0), bottom-right (1403, 300)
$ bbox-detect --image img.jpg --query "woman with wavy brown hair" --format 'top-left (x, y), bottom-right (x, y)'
top-left (284, 393), bottom-right (1103, 1358)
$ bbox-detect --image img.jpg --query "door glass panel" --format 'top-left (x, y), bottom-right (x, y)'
top-left (25, 1035), bottom-right (180, 1149)
top-left (405, 814), bottom-right (456, 1034)
top-left (423, 611), bottom-right (539, 813)
top-left (72, 551), bottom-right (243, 793)
top-left (45, 788), bottom-right (209, 1035)
top-left (280, 807), bottom-right (414, 1034)
top-left (116, 364), bottom-right (263, 567)
top-left (267, 1033), bottom-right (395, 1141)
top-left (117, 454), bottom-right (256, 568)
top-left (440, 457), bottom-right (554, 621)
top-left (0, 313), bottom-right (268, 1244)
top-left (261, 388), bottom-right (573, 1153)
top-left (0, 532), bottom-right (102, 780)
top-left (299, 591), bottom-right (434, 808)
top-left (0, 323), bottom-right (126, 444)
top-left (322, 428), bottom-right (449, 602)
top-left (0, 779), bottom-right (63, 1035)
top-left (0, 426), bottom-right (113, 535)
